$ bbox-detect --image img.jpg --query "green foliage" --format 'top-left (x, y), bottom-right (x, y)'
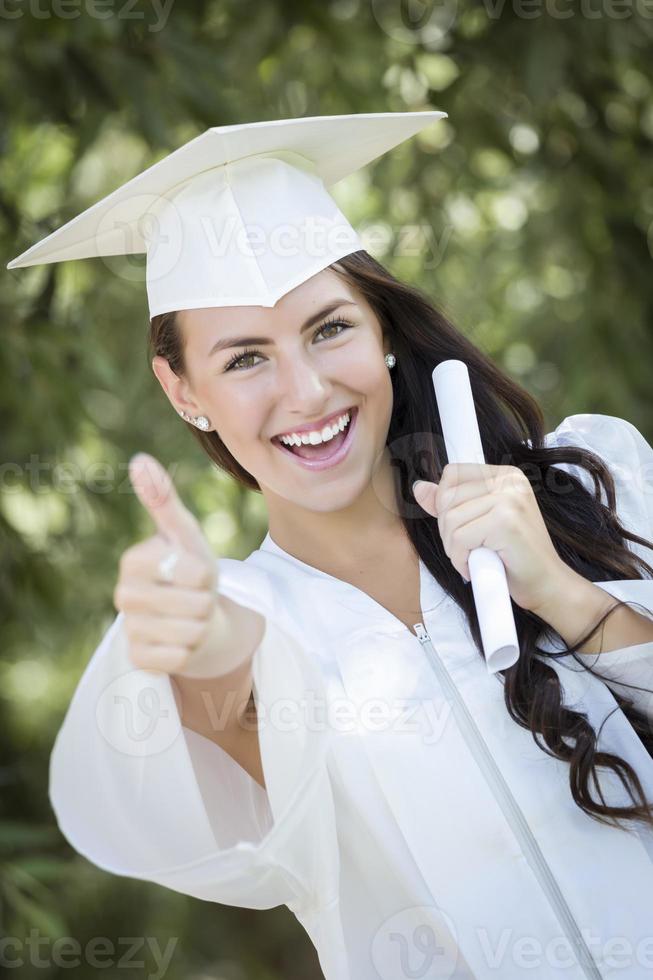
top-left (2, 1), bottom-right (651, 976)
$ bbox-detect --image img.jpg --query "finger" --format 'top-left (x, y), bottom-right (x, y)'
top-left (440, 462), bottom-right (527, 494)
top-left (412, 480), bottom-right (439, 517)
top-left (120, 537), bottom-right (215, 590)
top-left (114, 581), bottom-right (214, 619)
top-left (439, 495), bottom-right (495, 561)
top-left (446, 507), bottom-right (499, 580)
top-left (124, 613), bottom-right (210, 650)
top-left (436, 478), bottom-right (499, 515)
top-left (128, 641), bottom-right (190, 674)
top-left (128, 453), bottom-right (211, 558)
top-left (441, 463), bottom-right (506, 483)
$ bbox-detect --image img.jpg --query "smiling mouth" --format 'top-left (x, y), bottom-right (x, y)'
top-left (273, 406), bottom-right (357, 462)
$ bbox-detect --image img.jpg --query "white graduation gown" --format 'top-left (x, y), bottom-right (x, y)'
top-left (49, 413), bottom-right (653, 980)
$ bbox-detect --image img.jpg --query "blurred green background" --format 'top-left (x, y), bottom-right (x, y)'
top-left (1, 0), bottom-right (652, 977)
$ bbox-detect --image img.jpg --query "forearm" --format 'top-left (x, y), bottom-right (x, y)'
top-left (172, 595), bottom-right (265, 729)
top-left (171, 596), bottom-right (265, 784)
top-left (533, 567), bottom-right (653, 656)
top-left (174, 593), bottom-right (265, 679)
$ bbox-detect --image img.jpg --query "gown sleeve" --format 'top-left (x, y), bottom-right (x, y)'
top-left (539, 413), bottom-right (653, 722)
top-left (48, 557), bottom-right (340, 915)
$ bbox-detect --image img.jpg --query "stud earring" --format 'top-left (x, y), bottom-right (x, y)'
top-left (178, 409), bottom-right (211, 431)
top-left (385, 353), bottom-right (396, 369)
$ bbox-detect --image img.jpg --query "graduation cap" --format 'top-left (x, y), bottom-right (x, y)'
top-left (7, 111), bottom-right (447, 318)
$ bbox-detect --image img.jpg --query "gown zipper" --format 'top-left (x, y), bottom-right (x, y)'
top-left (413, 621), bottom-right (604, 980)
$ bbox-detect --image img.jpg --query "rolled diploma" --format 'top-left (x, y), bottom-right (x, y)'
top-left (432, 360), bottom-right (519, 673)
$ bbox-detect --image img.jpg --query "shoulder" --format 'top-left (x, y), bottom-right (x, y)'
top-left (543, 412), bottom-right (653, 555)
top-left (221, 546), bottom-right (360, 648)
top-left (544, 412), bottom-right (652, 464)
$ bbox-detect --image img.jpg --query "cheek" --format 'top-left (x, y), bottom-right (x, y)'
top-left (208, 389), bottom-right (272, 457)
top-left (336, 348), bottom-right (387, 394)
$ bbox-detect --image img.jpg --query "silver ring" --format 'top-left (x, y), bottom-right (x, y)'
top-left (157, 549), bottom-right (179, 583)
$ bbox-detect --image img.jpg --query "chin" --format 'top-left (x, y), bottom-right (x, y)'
top-left (301, 474), bottom-right (374, 513)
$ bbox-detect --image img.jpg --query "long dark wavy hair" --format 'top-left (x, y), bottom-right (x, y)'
top-left (150, 249), bottom-right (653, 831)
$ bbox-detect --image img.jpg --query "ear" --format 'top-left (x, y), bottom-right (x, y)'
top-left (151, 355), bottom-right (201, 418)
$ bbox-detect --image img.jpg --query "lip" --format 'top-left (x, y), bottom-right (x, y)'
top-left (272, 406), bottom-right (354, 441)
top-left (273, 406), bottom-right (358, 471)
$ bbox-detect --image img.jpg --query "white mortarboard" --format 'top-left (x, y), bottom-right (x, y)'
top-left (7, 111), bottom-right (447, 318)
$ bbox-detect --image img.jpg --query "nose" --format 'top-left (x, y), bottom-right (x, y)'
top-left (276, 348), bottom-right (334, 415)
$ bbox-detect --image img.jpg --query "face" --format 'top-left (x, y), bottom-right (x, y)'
top-left (152, 268), bottom-right (395, 518)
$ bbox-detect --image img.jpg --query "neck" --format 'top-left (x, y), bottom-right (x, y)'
top-left (264, 448), bottom-right (409, 574)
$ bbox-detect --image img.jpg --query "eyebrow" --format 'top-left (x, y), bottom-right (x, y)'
top-left (207, 299), bottom-right (358, 357)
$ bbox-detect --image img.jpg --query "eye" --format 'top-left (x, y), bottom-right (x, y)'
top-left (223, 317), bottom-right (355, 372)
top-left (318, 314), bottom-right (354, 339)
top-left (223, 345), bottom-right (261, 373)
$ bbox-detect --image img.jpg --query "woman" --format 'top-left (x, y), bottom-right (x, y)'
top-left (10, 113), bottom-right (653, 979)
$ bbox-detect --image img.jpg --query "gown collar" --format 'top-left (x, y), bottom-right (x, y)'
top-left (258, 530), bottom-right (453, 637)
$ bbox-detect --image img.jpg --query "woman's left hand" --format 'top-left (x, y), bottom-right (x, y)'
top-left (412, 463), bottom-right (573, 614)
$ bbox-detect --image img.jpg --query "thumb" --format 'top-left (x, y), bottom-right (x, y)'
top-left (412, 480), bottom-right (439, 518)
top-left (129, 452), bottom-right (211, 558)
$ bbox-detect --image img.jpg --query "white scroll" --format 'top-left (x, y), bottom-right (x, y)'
top-left (432, 359), bottom-right (519, 673)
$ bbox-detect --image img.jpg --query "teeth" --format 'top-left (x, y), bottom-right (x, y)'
top-left (279, 411), bottom-right (351, 447)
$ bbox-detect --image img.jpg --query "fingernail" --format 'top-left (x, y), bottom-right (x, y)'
top-left (412, 480), bottom-right (426, 497)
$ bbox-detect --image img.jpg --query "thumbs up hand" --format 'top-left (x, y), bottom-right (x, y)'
top-left (113, 453), bottom-right (231, 678)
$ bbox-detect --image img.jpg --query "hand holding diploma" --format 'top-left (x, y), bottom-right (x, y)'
top-left (114, 453), bottom-right (263, 679)
top-left (412, 360), bottom-right (568, 673)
